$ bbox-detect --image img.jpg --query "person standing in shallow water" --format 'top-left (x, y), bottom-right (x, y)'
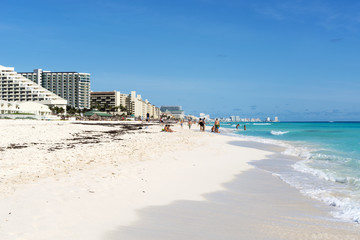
top-left (244, 125), bottom-right (246, 131)
top-left (214, 118), bottom-right (220, 133)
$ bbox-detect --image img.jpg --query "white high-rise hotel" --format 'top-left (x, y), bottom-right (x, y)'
top-left (0, 65), bottom-right (67, 109)
top-left (19, 69), bottom-right (90, 109)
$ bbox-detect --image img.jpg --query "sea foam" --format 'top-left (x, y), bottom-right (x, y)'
top-left (270, 130), bottom-right (289, 135)
top-left (227, 126), bottom-right (360, 224)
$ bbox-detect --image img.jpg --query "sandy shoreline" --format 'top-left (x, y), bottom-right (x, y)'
top-left (0, 120), bottom-right (359, 239)
top-left (107, 169), bottom-right (360, 240)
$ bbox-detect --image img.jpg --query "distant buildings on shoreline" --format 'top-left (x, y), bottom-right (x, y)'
top-left (160, 106), bottom-right (184, 119)
top-left (227, 115), bottom-right (279, 122)
top-left (194, 113), bottom-right (280, 122)
top-left (0, 65), bottom-right (275, 121)
top-left (90, 91), bottom-right (160, 119)
top-left (199, 113), bottom-right (210, 120)
top-left (1, 64), bottom-right (165, 119)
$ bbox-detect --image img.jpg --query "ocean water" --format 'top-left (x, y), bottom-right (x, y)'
top-left (218, 122), bottom-right (360, 223)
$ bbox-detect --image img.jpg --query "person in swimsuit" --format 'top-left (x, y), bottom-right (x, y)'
top-left (199, 118), bottom-right (204, 131)
top-left (163, 125), bottom-right (174, 132)
top-left (214, 118), bottom-right (220, 133)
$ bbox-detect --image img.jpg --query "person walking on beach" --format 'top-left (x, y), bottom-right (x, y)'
top-left (188, 119), bottom-right (192, 129)
top-left (214, 118), bottom-right (220, 133)
top-left (199, 118), bottom-right (204, 132)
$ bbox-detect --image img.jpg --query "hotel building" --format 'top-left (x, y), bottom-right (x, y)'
top-left (161, 106), bottom-right (185, 119)
top-left (0, 100), bottom-right (52, 117)
top-left (0, 65), bottom-right (67, 109)
top-left (129, 91), bottom-right (160, 119)
top-left (90, 90), bottom-right (160, 119)
top-left (19, 69), bottom-right (90, 109)
top-left (90, 91), bottom-right (122, 110)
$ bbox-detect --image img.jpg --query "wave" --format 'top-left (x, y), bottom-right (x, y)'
top-left (270, 130), bottom-right (289, 135)
top-left (279, 170), bottom-right (360, 223)
top-left (228, 130), bottom-right (360, 223)
top-left (253, 123), bottom-right (272, 126)
top-left (284, 149), bottom-right (360, 223)
top-left (293, 159), bottom-right (360, 188)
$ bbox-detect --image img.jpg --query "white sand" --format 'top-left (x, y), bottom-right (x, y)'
top-left (0, 120), bottom-right (268, 239)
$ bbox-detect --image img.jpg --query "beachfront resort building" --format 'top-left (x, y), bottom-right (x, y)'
top-left (19, 69), bottom-right (90, 109)
top-left (146, 99), bottom-right (161, 120)
top-left (90, 91), bottom-right (125, 111)
top-left (160, 106), bottom-right (184, 119)
top-left (0, 65), bottom-right (67, 109)
top-left (91, 90), bottom-right (160, 119)
top-left (128, 91), bottom-right (160, 119)
top-left (0, 100), bottom-right (52, 117)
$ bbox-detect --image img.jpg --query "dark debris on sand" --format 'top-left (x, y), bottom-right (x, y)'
top-left (44, 122), bottom-right (152, 152)
top-left (2, 122), bottom-right (154, 153)
top-left (7, 144), bottom-right (28, 149)
top-left (71, 122), bottom-right (150, 128)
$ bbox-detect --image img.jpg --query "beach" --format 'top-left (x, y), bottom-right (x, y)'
top-left (0, 120), bottom-right (359, 240)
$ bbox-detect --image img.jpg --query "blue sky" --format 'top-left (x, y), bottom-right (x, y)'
top-left (1, 0), bottom-right (360, 120)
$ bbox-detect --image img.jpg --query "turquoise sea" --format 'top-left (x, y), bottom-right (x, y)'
top-left (218, 122), bottom-right (360, 223)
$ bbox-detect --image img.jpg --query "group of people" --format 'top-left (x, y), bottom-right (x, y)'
top-left (162, 124), bottom-right (174, 132)
top-left (163, 118), bottom-right (247, 134)
top-left (194, 118), bottom-right (221, 133)
top-left (236, 123), bottom-right (246, 131)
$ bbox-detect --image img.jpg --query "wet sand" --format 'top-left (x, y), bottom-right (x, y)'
top-left (105, 170), bottom-right (360, 240)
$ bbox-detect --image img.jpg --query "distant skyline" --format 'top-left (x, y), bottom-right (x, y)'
top-left (1, 0), bottom-right (360, 121)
